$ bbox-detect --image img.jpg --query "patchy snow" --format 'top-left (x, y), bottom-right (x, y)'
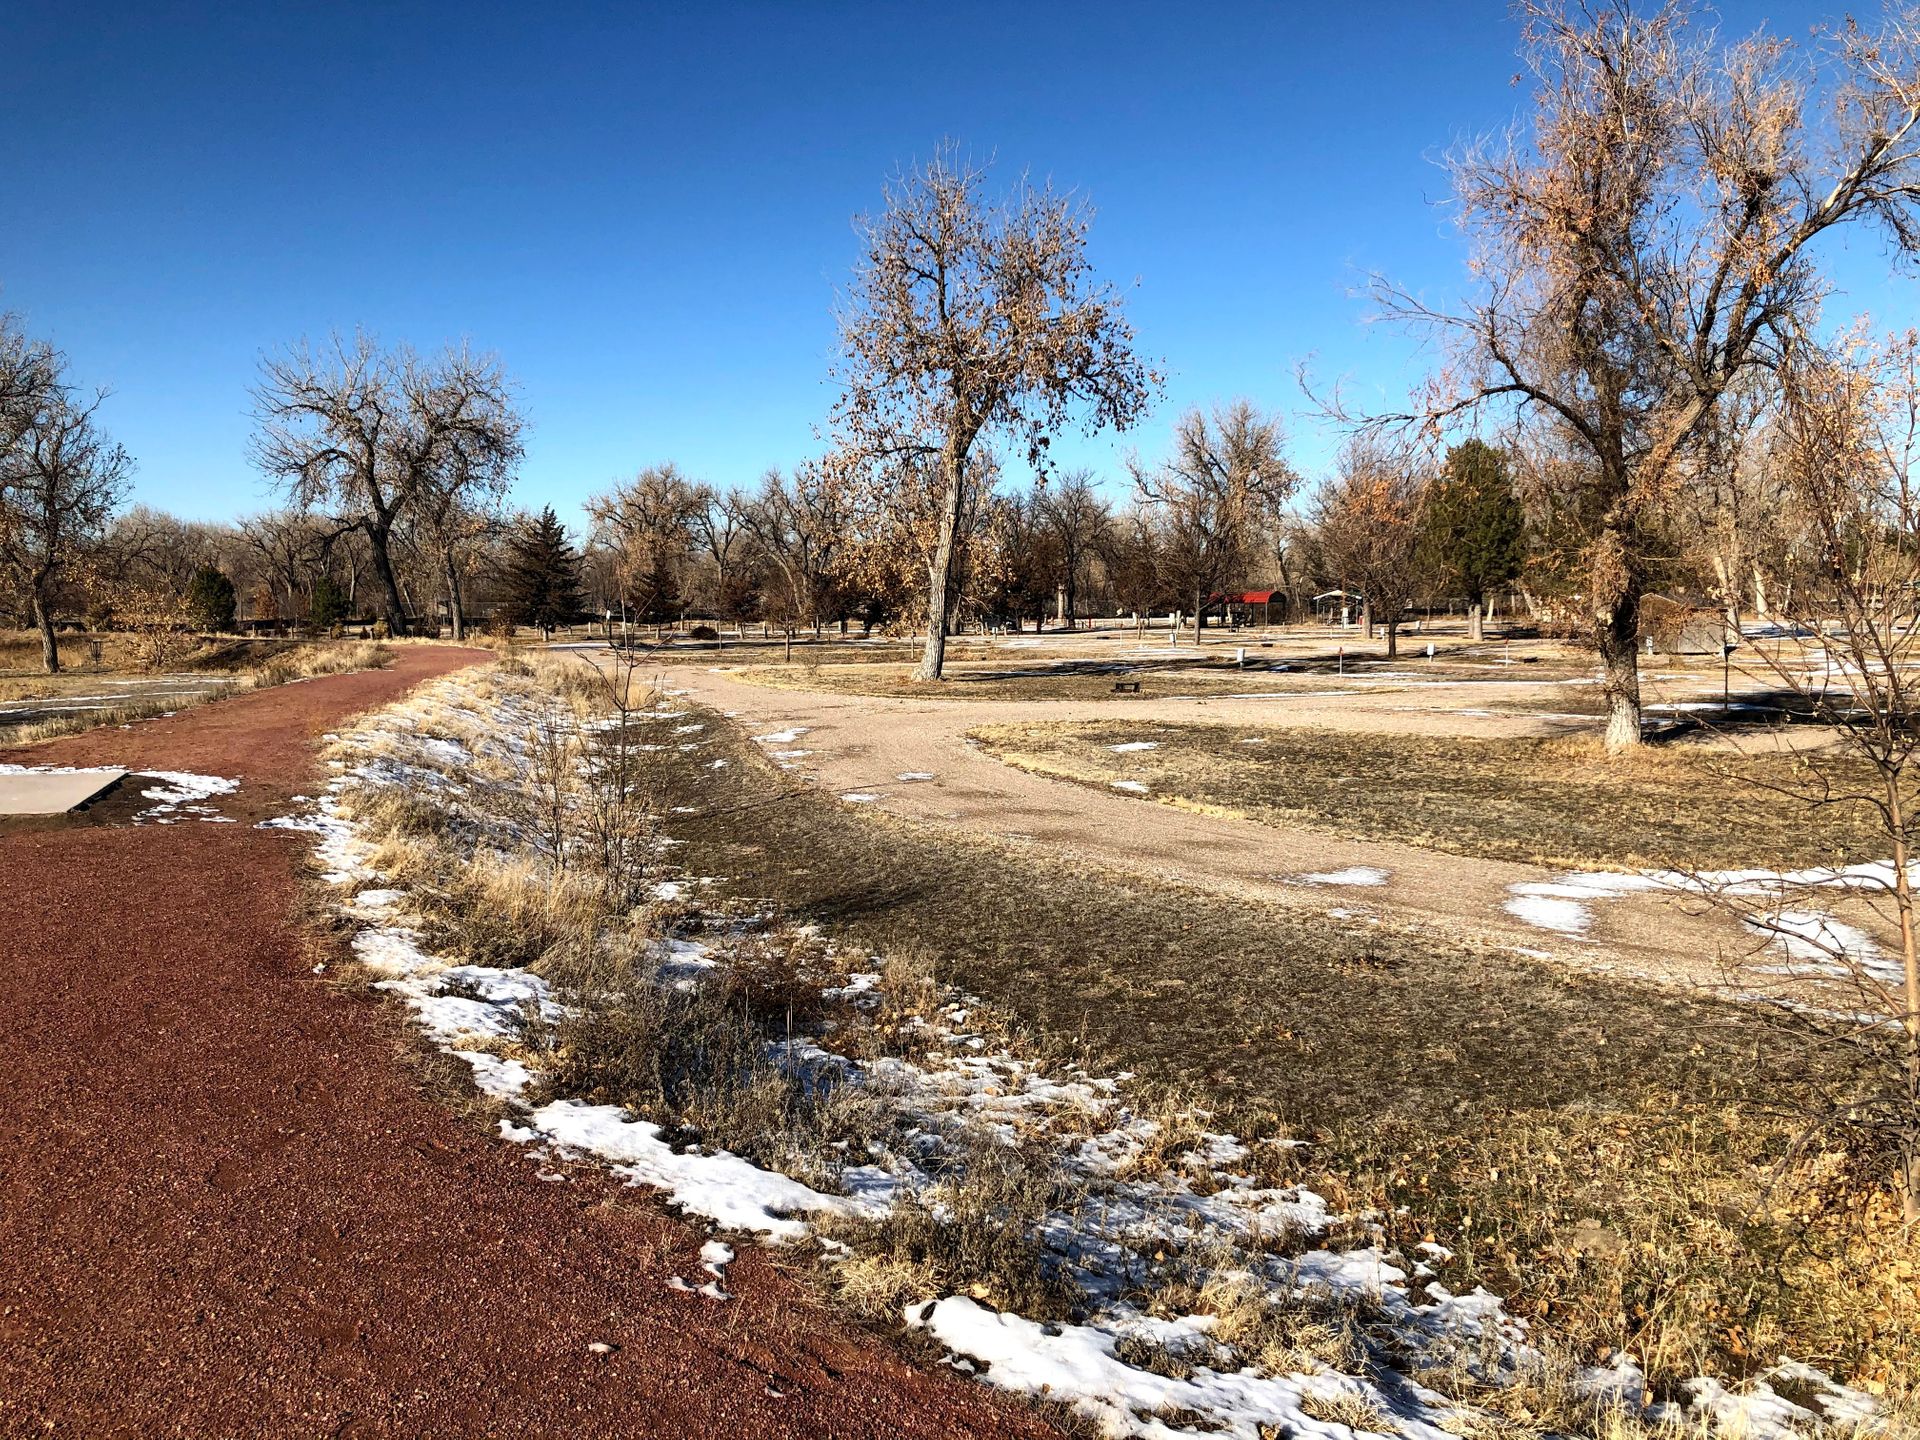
top-left (912, 1298), bottom-right (1460, 1440)
top-left (261, 663), bottom-right (1879, 1440)
top-left (1504, 862), bottom-right (1911, 986)
top-left (0, 762), bottom-right (239, 822)
top-left (1504, 893), bottom-right (1596, 936)
top-left (1110, 780), bottom-right (1150, 794)
top-left (1109, 741), bottom-right (1160, 753)
top-left (136, 770), bottom-right (238, 807)
top-left (522, 1101), bottom-right (856, 1241)
top-left (840, 792), bottom-right (880, 803)
top-left (1743, 911), bottom-right (1903, 985)
top-left (461, 1051), bottom-right (536, 1100)
top-left (1298, 866), bottom-right (1390, 888)
top-left (896, 771), bottom-right (936, 781)
top-left (752, 727), bottom-right (809, 744)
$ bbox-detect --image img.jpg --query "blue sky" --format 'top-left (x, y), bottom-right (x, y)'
top-left (3, 1), bottom-right (1911, 530)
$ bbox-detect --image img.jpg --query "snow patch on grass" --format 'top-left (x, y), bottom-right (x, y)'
top-left (1298, 866), bottom-right (1391, 888)
top-left (517, 1101), bottom-right (857, 1241)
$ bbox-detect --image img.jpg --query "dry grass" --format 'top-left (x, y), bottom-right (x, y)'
top-left (320, 662), bottom-right (1912, 1436)
top-left (822, 1122), bottom-right (1085, 1323)
top-left (1297, 1386), bottom-right (1401, 1435)
top-left (970, 720), bottom-right (1885, 870)
top-left (0, 636), bottom-right (392, 746)
top-left (632, 706), bottom-right (1913, 1402)
top-left (730, 648), bottom-right (1598, 704)
top-left (1147, 1267), bottom-right (1376, 1378)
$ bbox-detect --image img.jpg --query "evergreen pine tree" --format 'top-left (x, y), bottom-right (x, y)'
top-left (310, 574), bottom-right (350, 628)
top-left (1420, 440), bottom-right (1526, 640)
top-left (183, 565), bottom-right (237, 632)
top-left (503, 506), bottom-right (583, 637)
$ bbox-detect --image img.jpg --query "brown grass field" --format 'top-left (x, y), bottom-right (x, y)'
top-left (968, 719), bottom-right (1887, 871)
top-left (625, 703), bottom-right (1912, 1395)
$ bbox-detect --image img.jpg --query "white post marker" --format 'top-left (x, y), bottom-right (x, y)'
top-left (1236, 646), bottom-right (1246, 669)
top-left (1426, 642), bottom-right (1435, 662)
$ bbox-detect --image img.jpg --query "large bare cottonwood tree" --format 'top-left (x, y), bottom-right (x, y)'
top-left (587, 463), bottom-right (704, 625)
top-left (0, 320), bottom-right (131, 672)
top-left (832, 146), bottom-right (1157, 679)
top-left (1132, 401), bottom-right (1297, 640)
top-left (251, 333), bottom-right (522, 635)
top-left (1375, 0), bottom-right (1920, 748)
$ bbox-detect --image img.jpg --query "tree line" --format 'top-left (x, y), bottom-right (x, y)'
top-left (4, 0), bottom-right (1920, 738)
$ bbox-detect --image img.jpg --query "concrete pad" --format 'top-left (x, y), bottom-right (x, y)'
top-left (0, 768), bottom-right (128, 816)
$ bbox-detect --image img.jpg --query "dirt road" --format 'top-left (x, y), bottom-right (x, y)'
top-left (0, 647), bottom-right (1054, 1440)
top-left (652, 660), bottom-right (1827, 987)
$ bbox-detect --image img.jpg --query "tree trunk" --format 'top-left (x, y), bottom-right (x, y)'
top-left (32, 591), bottom-right (60, 675)
top-left (1593, 523), bottom-right (1644, 750)
top-left (1710, 553), bottom-right (1742, 647)
top-left (913, 450), bottom-right (968, 682)
top-left (1597, 591), bottom-right (1643, 750)
top-left (1886, 783), bottom-right (1920, 1225)
top-left (443, 550), bottom-right (465, 642)
top-left (1384, 617), bottom-right (1399, 659)
top-left (1468, 601), bottom-right (1484, 643)
top-left (365, 522), bottom-right (410, 635)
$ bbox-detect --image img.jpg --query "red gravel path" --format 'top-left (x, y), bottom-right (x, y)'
top-left (0, 648), bottom-right (1056, 1439)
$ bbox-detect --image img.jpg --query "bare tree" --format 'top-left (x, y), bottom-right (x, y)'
top-left (0, 329), bottom-right (132, 673)
top-left (826, 442), bottom-right (1006, 643)
top-left (1693, 332), bottom-right (1920, 1223)
top-left (690, 484), bottom-right (751, 623)
top-left (1036, 467), bottom-right (1109, 627)
top-left (0, 316), bottom-right (58, 464)
top-left (1314, 437), bottom-right (1427, 659)
top-left (1670, 384), bottom-right (1817, 642)
top-left (734, 466), bottom-right (849, 649)
top-left (1132, 401), bottom-right (1298, 641)
top-left (412, 437), bottom-right (515, 641)
top-left (251, 333), bottom-right (522, 634)
top-left (831, 144), bottom-right (1157, 679)
top-left (586, 463), bottom-right (703, 627)
top-left (238, 509), bottom-right (335, 622)
top-left (1371, 0), bottom-right (1920, 748)
top-left (1097, 505), bottom-right (1170, 634)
